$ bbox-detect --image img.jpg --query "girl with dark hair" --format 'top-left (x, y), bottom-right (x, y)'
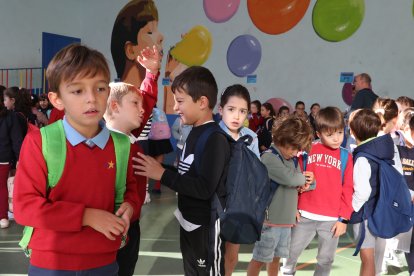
top-left (258, 102), bottom-right (276, 152)
top-left (4, 87), bottom-right (36, 131)
top-left (309, 103), bottom-right (320, 139)
top-left (0, 86), bottom-right (26, 228)
top-left (248, 100), bottom-right (263, 132)
top-left (218, 84), bottom-right (259, 275)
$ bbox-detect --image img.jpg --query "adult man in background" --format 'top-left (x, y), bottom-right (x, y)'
top-left (350, 73), bottom-right (378, 111)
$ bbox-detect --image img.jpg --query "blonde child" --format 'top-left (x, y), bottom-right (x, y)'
top-left (105, 45), bottom-right (160, 276)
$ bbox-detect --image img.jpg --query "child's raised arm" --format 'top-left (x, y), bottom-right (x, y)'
top-left (137, 45), bottom-right (161, 75)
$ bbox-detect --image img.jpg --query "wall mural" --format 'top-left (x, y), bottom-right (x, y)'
top-left (342, 83), bottom-right (354, 106)
top-left (111, 0), bottom-right (408, 112)
top-left (312, 0), bottom-right (365, 42)
top-left (170, 25), bottom-right (212, 67)
top-left (203, 0), bottom-right (240, 23)
top-left (247, 0), bottom-right (310, 35)
top-left (111, 0), bottom-right (163, 88)
top-left (266, 98), bottom-right (294, 115)
top-left (164, 25), bottom-right (213, 113)
top-left (226, 35), bottom-right (261, 77)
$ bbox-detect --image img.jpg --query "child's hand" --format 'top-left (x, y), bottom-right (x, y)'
top-left (298, 183), bottom-right (310, 193)
top-left (132, 152), bottom-right (165, 180)
top-left (295, 211), bottom-right (301, 223)
top-left (82, 208), bottom-right (126, 240)
top-left (331, 221), bottom-right (347, 238)
top-left (303, 171), bottom-right (314, 185)
top-left (137, 45), bottom-right (161, 75)
top-left (116, 202), bottom-right (133, 236)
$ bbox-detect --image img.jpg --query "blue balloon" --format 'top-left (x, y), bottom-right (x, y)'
top-left (227, 35), bottom-right (262, 77)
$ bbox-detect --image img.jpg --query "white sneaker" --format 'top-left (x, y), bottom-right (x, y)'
top-left (386, 250), bottom-right (405, 268)
top-left (0, 219), bottom-right (9, 229)
top-left (144, 191), bottom-right (151, 204)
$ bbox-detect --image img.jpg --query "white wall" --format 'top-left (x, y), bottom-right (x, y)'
top-left (156, 0), bottom-right (414, 110)
top-left (0, 0), bottom-right (82, 68)
top-left (1, 0), bottom-right (414, 111)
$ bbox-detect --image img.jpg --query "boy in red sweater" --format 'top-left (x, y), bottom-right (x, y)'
top-left (283, 106), bottom-right (354, 276)
top-left (13, 44), bottom-right (139, 275)
top-left (104, 45), bottom-right (160, 276)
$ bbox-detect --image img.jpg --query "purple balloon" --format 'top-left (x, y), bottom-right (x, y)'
top-left (342, 83), bottom-right (353, 105)
top-left (204, 0), bottom-right (240, 23)
top-left (227, 35), bottom-right (262, 77)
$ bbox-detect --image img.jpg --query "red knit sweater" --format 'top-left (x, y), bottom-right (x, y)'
top-left (13, 130), bottom-right (139, 270)
top-left (131, 143), bottom-right (145, 219)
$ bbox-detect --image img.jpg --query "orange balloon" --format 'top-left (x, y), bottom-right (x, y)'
top-left (247, 0), bottom-right (310, 35)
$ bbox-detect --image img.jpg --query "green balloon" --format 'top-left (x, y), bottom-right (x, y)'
top-left (313, 0), bottom-right (365, 42)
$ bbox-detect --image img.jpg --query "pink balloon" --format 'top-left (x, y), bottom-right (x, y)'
top-left (204, 0), bottom-right (240, 23)
top-left (266, 98), bottom-right (294, 114)
top-left (342, 83), bottom-right (353, 106)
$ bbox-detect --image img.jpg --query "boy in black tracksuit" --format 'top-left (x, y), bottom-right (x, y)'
top-left (135, 66), bottom-right (231, 275)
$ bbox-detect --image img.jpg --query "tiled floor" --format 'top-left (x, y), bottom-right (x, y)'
top-left (0, 170), bottom-right (410, 275)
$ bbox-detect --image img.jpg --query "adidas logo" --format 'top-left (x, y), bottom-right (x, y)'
top-left (197, 258), bottom-right (206, 268)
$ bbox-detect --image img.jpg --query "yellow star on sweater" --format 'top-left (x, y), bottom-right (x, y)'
top-left (108, 161), bottom-right (115, 169)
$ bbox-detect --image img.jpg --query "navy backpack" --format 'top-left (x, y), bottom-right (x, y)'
top-left (195, 124), bottom-right (273, 244)
top-left (352, 151), bottom-right (414, 255)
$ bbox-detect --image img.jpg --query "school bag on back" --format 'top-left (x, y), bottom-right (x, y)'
top-left (352, 151), bottom-right (414, 256)
top-left (195, 124), bottom-right (273, 244)
top-left (148, 108), bottom-right (171, 140)
top-left (19, 120), bottom-right (130, 256)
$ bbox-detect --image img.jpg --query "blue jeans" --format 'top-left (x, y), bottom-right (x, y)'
top-left (28, 262), bottom-right (118, 276)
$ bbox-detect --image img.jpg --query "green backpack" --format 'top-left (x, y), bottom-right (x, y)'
top-left (19, 120), bottom-right (131, 257)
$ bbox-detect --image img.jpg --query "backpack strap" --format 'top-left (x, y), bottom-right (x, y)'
top-left (265, 147), bottom-right (299, 168)
top-left (239, 134), bottom-right (253, 147)
top-left (301, 151), bottom-right (308, 171)
top-left (110, 131), bottom-right (130, 210)
top-left (41, 120), bottom-right (67, 188)
top-left (19, 120), bottom-right (67, 256)
top-left (339, 147), bottom-right (349, 184)
top-left (262, 147), bottom-right (299, 195)
top-left (194, 124), bottom-right (225, 173)
top-left (353, 206), bottom-right (366, 256)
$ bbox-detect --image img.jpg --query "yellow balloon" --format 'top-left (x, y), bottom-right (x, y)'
top-left (171, 25), bottom-right (212, 66)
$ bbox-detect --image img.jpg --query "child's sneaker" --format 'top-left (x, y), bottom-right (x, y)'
top-left (0, 219), bottom-right (9, 229)
top-left (386, 250), bottom-right (405, 268)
